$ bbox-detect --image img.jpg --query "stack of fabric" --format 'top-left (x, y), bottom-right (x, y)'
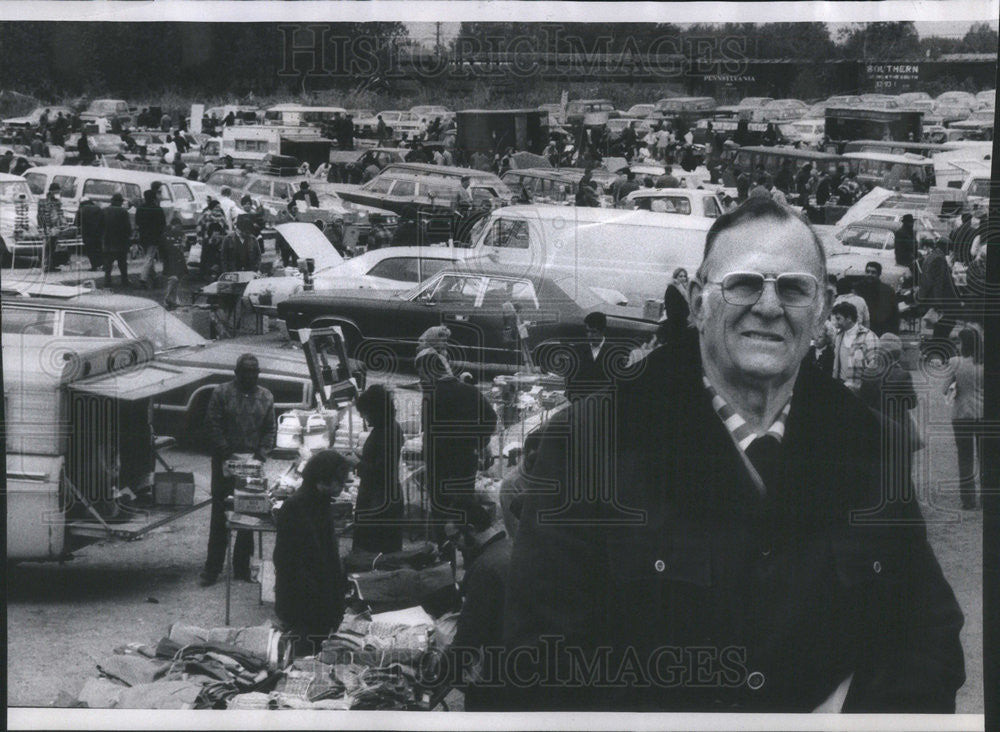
top-left (74, 623), bottom-right (287, 709)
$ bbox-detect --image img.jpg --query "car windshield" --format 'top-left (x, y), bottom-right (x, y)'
top-left (119, 306), bottom-right (206, 351)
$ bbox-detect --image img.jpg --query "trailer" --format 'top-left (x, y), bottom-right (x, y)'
top-left (5, 336), bottom-right (211, 562)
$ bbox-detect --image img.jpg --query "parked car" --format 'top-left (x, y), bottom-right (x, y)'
top-left (736, 96), bottom-right (774, 111)
top-left (0, 172), bottom-right (44, 266)
top-left (623, 104), bottom-right (657, 119)
top-left (824, 95), bottom-right (862, 108)
top-left (2, 105), bottom-right (76, 128)
top-left (244, 244), bottom-right (471, 316)
top-left (566, 99), bottom-right (617, 127)
top-left (326, 147), bottom-right (406, 183)
top-left (936, 91), bottom-right (978, 108)
top-left (501, 167), bottom-right (619, 207)
top-left (23, 165), bottom-right (203, 230)
top-left (355, 110), bottom-right (424, 140)
top-left (0, 290), bottom-right (317, 445)
top-left (761, 99), bottom-right (809, 122)
top-left (79, 99), bottom-right (134, 128)
top-left (277, 262), bottom-right (659, 374)
top-left (975, 90), bottom-right (995, 109)
top-left (823, 222), bottom-right (910, 288)
top-left (779, 118), bottom-right (825, 148)
top-left (619, 187), bottom-right (726, 218)
top-left (410, 105), bottom-right (453, 122)
top-left (933, 100), bottom-right (974, 123)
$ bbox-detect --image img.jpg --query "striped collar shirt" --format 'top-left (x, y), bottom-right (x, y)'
top-left (702, 375), bottom-right (792, 452)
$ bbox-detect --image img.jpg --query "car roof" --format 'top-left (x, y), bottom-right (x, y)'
top-left (626, 187), bottom-right (716, 198)
top-left (842, 152), bottom-right (932, 164)
top-left (0, 172), bottom-right (29, 182)
top-left (2, 290), bottom-right (161, 312)
top-left (25, 165), bottom-right (193, 185)
top-left (491, 203), bottom-right (714, 230)
top-left (382, 162), bottom-right (501, 179)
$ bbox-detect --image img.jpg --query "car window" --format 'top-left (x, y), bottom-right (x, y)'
top-left (1, 306), bottom-right (57, 335)
top-left (703, 197), bottom-right (722, 218)
top-left (420, 258), bottom-right (453, 281)
top-left (170, 182), bottom-right (194, 202)
top-left (52, 175), bottom-right (78, 198)
top-left (63, 311), bottom-right (112, 338)
top-left (420, 274), bottom-right (482, 305)
top-left (366, 257), bottom-right (422, 282)
top-left (483, 277), bottom-right (539, 310)
top-left (23, 173), bottom-right (47, 196)
top-left (274, 182), bottom-right (292, 199)
top-left (364, 177), bottom-right (394, 194)
top-left (390, 180), bottom-right (415, 197)
top-left (650, 196), bottom-right (692, 215)
top-left (482, 218), bottom-right (530, 249)
top-left (247, 179), bottom-right (271, 196)
top-left (82, 179), bottom-right (120, 203)
top-left (119, 306), bottom-right (205, 351)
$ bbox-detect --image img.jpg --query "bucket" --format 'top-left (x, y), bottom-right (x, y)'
top-left (303, 413), bottom-right (330, 451)
top-left (276, 413), bottom-right (303, 449)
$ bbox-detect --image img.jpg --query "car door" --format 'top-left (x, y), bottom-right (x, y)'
top-left (473, 276), bottom-right (542, 367)
top-left (405, 272), bottom-right (486, 365)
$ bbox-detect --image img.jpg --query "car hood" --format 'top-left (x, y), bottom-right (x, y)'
top-left (161, 342), bottom-right (311, 377)
top-left (274, 222), bottom-right (344, 270)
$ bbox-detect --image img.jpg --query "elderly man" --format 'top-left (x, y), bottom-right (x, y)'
top-left (504, 197), bottom-right (964, 712)
top-left (200, 354), bottom-right (276, 587)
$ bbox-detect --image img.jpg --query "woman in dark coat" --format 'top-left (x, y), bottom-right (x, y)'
top-left (352, 385), bottom-right (405, 554)
top-left (273, 449), bottom-right (351, 657)
top-left (662, 267), bottom-right (691, 344)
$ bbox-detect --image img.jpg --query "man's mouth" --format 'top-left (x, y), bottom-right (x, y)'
top-left (742, 331), bottom-right (783, 342)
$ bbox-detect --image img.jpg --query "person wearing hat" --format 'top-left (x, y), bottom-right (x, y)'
top-left (416, 331), bottom-right (498, 545)
top-left (37, 182), bottom-right (67, 272)
top-left (273, 448), bottom-right (352, 657)
top-left (101, 193), bottom-right (132, 287)
top-left (220, 214), bottom-right (261, 273)
top-left (287, 181), bottom-right (319, 215)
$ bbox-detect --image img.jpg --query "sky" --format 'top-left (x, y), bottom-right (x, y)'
top-left (405, 20), bottom-right (999, 49)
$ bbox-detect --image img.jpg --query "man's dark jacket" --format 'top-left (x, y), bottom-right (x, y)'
top-left (101, 205), bottom-right (131, 253)
top-left (76, 200), bottom-right (104, 245)
top-left (503, 340), bottom-right (964, 712)
top-left (273, 488), bottom-right (346, 636)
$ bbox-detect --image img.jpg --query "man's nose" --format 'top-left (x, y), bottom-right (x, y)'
top-left (752, 280), bottom-right (785, 315)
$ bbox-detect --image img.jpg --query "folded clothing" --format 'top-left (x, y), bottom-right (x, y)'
top-left (348, 562), bottom-right (455, 613)
top-left (97, 654), bottom-right (170, 687)
top-left (228, 692), bottom-right (272, 710)
top-left (343, 544), bottom-right (440, 573)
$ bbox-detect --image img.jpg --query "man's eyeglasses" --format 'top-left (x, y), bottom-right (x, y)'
top-left (705, 271), bottom-right (820, 307)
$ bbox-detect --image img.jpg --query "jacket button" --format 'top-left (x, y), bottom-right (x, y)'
top-left (760, 546), bottom-right (772, 558)
top-left (747, 671), bottom-right (766, 690)
top-left (654, 559), bottom-right (666, 572)
top-left (873, 560), bottom-right (882, 574)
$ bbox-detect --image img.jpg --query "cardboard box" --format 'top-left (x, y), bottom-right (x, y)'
top-left (154, 472), bottom-right (195, 506)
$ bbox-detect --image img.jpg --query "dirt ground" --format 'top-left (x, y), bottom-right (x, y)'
top-left (4, 268), bottom-right (987, 712)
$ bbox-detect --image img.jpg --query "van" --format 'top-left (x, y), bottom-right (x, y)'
top-left (220, 125), bottom-right (323, 167)
top-left (22, 165), bottom-right (203, 230)
top-left (468, 204), bottom-right (711, 306)
top-left (656, 97), bottom-right (717, 116)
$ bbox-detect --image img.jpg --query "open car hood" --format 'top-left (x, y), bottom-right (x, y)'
top-left (273, 222), bottom-right (345, 271)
